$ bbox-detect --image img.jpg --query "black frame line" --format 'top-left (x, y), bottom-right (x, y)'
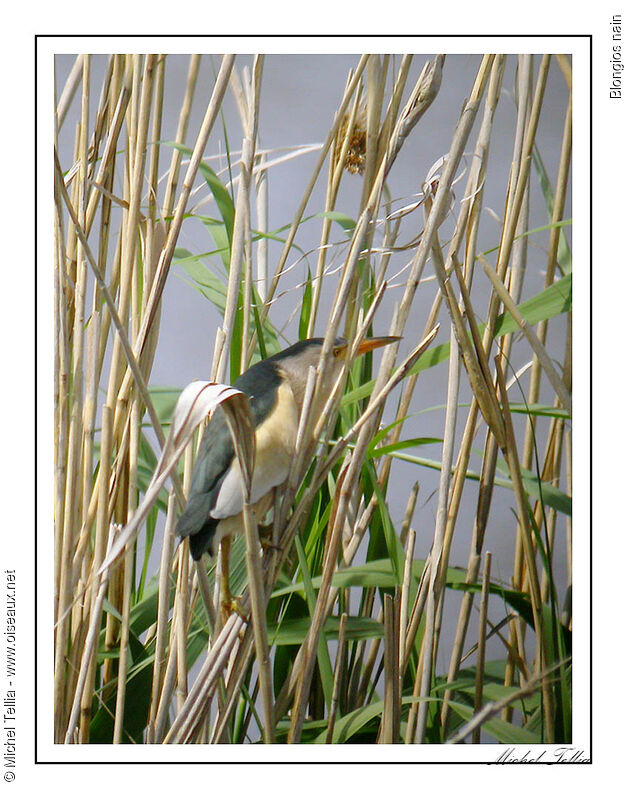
top-left (36, 35), bottom-right (590, 766)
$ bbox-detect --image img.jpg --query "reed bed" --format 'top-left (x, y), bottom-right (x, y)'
top-left (53, 53), bottom-right (572, 745)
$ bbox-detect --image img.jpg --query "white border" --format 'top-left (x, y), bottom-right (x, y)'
top-left (34, 35), bottom-right (590, 767)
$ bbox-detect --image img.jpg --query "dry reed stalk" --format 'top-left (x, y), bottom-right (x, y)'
top-left (438, 56), bottom-right (531, 721)
top-left (404, 615), bottom-right (427, 743)
top-left (91, 120), bottom-right (125, 404)
top-left (55, 55), bottom-right (242, 745)
top-left (375, 55), bottom-right (413, 175)
top-left (146, 54), bottom-right (165, 222)
top-left (425, 57), bottom-right (553, 723)
top-left (112, 523), bottom-right (136, 742)
top-left (150, 560), bottom-right (202, 737)
top-left (53, 209), bottom-right (69, 618)
top-left (492, 56), bottom-right (551, 288)
top-left (341, 485), bottom-right (415, 703)
top-left (146, 495), bottom-right (177, 743)
top-left (221, 174), bottom-right (276, 737)
top-left (480, 256), bottom-right (571, 413)
top-left (333, 57), bottom-right (445, 332)
top-left (56, 73), bottom-right (90, 736)
top-left (518, 92), bottom-right (572, 554)
top-left (54, 190), bottom-right (75, 636)
top-left (288, 460), bottom-right (354, 741)
top-left (191, 58), bottom-right (276, 741)
top-left (100, 73), bottom-right (154, 700)
top-left (396, 507), bottom-right (433, 670)
top-left (163, 614), bottom-right (248, 743)
top-left (353, 602), bottom-right (384, 709)
top-left (472, 551), bottom-right (492, 743)
top-left (539, 406), bottom-right (570, 605)
top-left (254, 151), bottom-right (269, 301)
top-left (381, 592), bottom-right (401, 743)
top-left (325, 613), bottom-right (348, 743)
top-left (367, 56), bottom-right (492, 426)
top-left (494, 358), bottom-right (555, 740)
top-left (307, 78), bottom-right (364, 338)
top-left (555, 55), bottom-right (572, 89)
top-left (162, 55), bottom-right (202, 222)
top-left (195, 558), bottom-right (217, 633)
top-left (440, 429), bottom-right (499, 733)
top-left (55, 151), bottom-right (187, 646)
top-left (241, 503), bottom-right (275, 742)
top-left (79, 402), bottom-right (113, 739)
top-left (105, 56), bottom-right (156, 411)
top-left (241, 204), bottom-right (253, 374)
top-left (399, 527), bottom-right (417, 673)
top-left (53, 152), bottom-right (169, 462)
top-left (213, 56), bottom-right (262, 381)
top-left (250, 55), bottom-right (370, 351)
top-left (506, 407), bottom-right (568, 677)
top-left (373, 296), bottom-right (439, 494)
top-left (174, 548), bottom-right (190, 712)
top-left (56, 55), bottom-right (84, 130)
top-left (210, 634), bottom-right (256, 743)
top-left (361, 55), bottom-right (388, 202)
top-left (413, 323), bottom-right (461, 743)
top-left (63, 530), bottom-right (115, 744)
top-left (81, 308), bottom-right (100, 541)
top-left (385, 56), bottom-right (496, 743)
top-left (342, 58), bottom-right (386, 340)
top-left (84, 77), bottom-right (130, 236)
top-left (498, 56), bottom-right (569, 715)
top-left (115, 54), bottom-right (235, 417)
top-left (425, 57), bottom-right (507, 448)
top-left (152, 613), bottom-right (183, 742)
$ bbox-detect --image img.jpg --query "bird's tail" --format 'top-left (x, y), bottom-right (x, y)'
top-left (187, 519), bottom-right (219, 560)
top-left (176, 494), bottom-right (219, 560)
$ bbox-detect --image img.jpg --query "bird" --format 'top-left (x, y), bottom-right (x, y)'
top-left (176, 336), bottom-right (399, 612)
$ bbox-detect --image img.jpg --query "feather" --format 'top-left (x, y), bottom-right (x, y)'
top-left (176, 356), bottom-right (288, 558)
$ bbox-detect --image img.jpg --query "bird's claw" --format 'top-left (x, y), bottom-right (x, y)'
top-left (259, 535), bottom-right (282, 553)
top-left (221, 594), bottom-right (248, 624)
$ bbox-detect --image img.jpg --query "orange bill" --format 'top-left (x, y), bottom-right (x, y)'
top-left (334, 336), bottom-right (401, 358)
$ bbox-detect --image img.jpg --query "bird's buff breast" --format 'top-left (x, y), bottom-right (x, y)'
top-left (211, 380), bottom-right (299, 519)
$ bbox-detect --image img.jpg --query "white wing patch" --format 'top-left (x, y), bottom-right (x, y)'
top-left (210, 380), bottom-right (299, 520)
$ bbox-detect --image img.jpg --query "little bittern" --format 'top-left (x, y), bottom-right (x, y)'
top-left (176, 336), bottom-right (398, 611)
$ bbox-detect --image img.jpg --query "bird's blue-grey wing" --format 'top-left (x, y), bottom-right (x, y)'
top-left (175, 405), bottom-right (235, 540)
top-left (176, 359), bottom-right (289, 558)
top-left (176, 361), bottom-right (279, 537)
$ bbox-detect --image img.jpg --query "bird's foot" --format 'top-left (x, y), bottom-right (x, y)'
top-left (258, 527), bottom-right (282, 553)
top-left (220, 593), bottom-right (248, 624)
top-left (260, 538), bottom-right (282, 553)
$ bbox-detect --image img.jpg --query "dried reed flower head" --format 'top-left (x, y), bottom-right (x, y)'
top-left (333, 106), bottom-right (367, 175)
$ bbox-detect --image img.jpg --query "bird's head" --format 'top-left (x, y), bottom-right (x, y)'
top-left (272, 335), bottom-right (400, 410)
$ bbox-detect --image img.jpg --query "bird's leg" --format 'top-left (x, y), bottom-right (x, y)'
top-left (219, 534), bottom-right (231, 615)
top-left (219, 535), bottom-right (236, 622)
top-left (219, 535), bottom-right (246, 622)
